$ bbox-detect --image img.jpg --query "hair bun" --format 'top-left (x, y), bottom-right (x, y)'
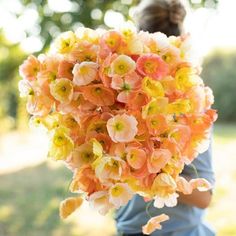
top-left (169, 0), bottom-right (186, 24)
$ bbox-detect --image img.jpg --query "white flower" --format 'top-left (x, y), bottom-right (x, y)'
top-left (109, 183), bottom-right (133, 208)
top-left (154, 193), bottom-right (179, 208)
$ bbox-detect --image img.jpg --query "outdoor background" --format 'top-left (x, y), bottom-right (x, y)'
top-left (0, 0), bottom-right (236, 235)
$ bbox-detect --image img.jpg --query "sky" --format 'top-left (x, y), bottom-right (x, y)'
top-left (0, 0), bottom-right (235, 56)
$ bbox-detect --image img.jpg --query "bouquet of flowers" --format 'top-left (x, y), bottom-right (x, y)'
top-left (19, 25), bottom-right (217, 234)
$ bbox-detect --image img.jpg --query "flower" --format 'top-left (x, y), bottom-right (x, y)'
top-left (72, 61), bottom-right (98, 86)
top-left (60, 197), bottom-right (83, 219)
top-left (167, 99), bottom-right (191, 115)
top-left (151, 173), bottom-right (177, 197)
top-left (106, 114), bottom-right (138, 143)
top-left (110, 55), bottom-right (136, 77)
top-left (142, 76), bottom-right (164, 98)
top-left (48, 127), bottom-right (74, 160)
top-left (146, 114), bottom-right (169, 136)
top-left (108, 183), bottom-right (133, 208)
top-left (70, 165), bottom-right (101, 195)
top-left (69, 139), bottom-right (100, 169)
top-left (142, 97), bottom-right (169, 119)
top-left (89, 191), bottom-right (114, 215)
top-left (147, 149), bottom-right (172, 174)
top-left (189, 178), bottom-right (212, 192)
top-left (38, 55), bottom-right (60, 83)
top-left (50, 78), bottom-right (74, 103)
top-left (94, 155), bottom-right (125, 183)
top-left (111, 72), bottom-right (142, 103)
top-left (26, 94), bottom-right (53, 116)
top-left (136, 53), bottom-right (169, 79)
top-left (55, 31), bottom-right (76, 54)
top-left (100, 30), bottom-right (122, 52)
top-left (126, 147), bottom-right (146, 169)
top-left (142, 214), bottom-right (169, 235)
top-left (154, 192), bottom-right (179, 208)
top-left (58, 60), bottom-right (74, 80)
top-left (19, 55), bottom-right (40, 81)
top-left (174, 67), bottom-right (202, 92)
top-left (80, 84), bottom-right (115, 106)
top-left (18, 79), bottom-right (35, 97)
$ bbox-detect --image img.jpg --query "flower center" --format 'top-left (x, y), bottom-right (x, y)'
top-left (114, 122), bottom-right (124, 131)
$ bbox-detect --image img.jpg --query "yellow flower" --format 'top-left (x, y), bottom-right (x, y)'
top-left (142, 76), bottom-right (164, 98)
top-left (175, 67), bottom-right (202, 92)
top-left (70, 138), bottom-right (102, 168)
top-left (48, 127), bottom-right (74, 160)
top-left (151, 173), bottom-right (177, 198)
top-left (60, 196), bottom-right (83, 219)
top-left (110, 55), bottom-right (136, 76)
top-left (91, 138), bottom-right (103, 158)
top-left (55, 31), bottom-right (76, 54)
top-left (94, 156), bottom-right (124, 183)
top-left (142, 97), bottom-right (168, 118)
top-left (50, 78), bottom-right (73, 103)
top-left (167, 99), bottom-right (191, 115)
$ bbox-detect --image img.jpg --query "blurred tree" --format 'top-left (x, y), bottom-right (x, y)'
top-left (202, 50), bottom-right (236, 122)
top-left (0, 0), bottom-right (219, 131)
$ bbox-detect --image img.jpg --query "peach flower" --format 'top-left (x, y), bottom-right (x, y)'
top-left (106, 114), bottom-right (138, 143)
top-left (70, 165), bottom-right (101, 195)
top-left (19, 55), bottom-right (40, 81)
top-left (142, 214), bottom-right (169, 235)
top-left (72, 61), bottom-right (98, 86)
top-left (89, 191), bottom-right (114, 215)
top-left (126, 147), bottom-right (146, 169)
top-left (147, 149), bottom-right (172, 174)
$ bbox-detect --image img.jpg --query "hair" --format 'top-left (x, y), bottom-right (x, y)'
top-left (134, 0), bottom-right (187, 36)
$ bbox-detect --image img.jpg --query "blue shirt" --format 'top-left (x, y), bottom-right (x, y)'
top-left (115, 142), bottom-right (215, 236)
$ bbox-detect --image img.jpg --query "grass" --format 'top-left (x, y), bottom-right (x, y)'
top-left (0, 123), bottom-right (236, 236)
top-left (0, 163), bottom-right (75, 236)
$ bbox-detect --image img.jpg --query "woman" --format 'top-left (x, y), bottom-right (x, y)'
top-left (115, 1), bottom-right (215, 235)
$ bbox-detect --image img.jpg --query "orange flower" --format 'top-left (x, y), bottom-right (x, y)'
top-left (146, 114), bottom-right (169, 136)
top-left (70, 165), bottom-right (101, 195)
top-left (142, 214), bottom-right (169, 235)
top-left (80, 84), bottom-right (115, 106)
top-left (60, 197), bottom-right (83, 219)
top-left (58, 60), bottom-right (74, 80)
top-left (136, 53), bottom-right (169, 80)
top-left (100, 30), bottom-right (122, 52)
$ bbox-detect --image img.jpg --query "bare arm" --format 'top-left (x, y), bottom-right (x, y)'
top-left (178, 188), bottom-right (212, 209)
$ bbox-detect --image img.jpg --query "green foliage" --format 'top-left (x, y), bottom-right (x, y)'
top-left (202, 50), bottom-right (236, 122)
